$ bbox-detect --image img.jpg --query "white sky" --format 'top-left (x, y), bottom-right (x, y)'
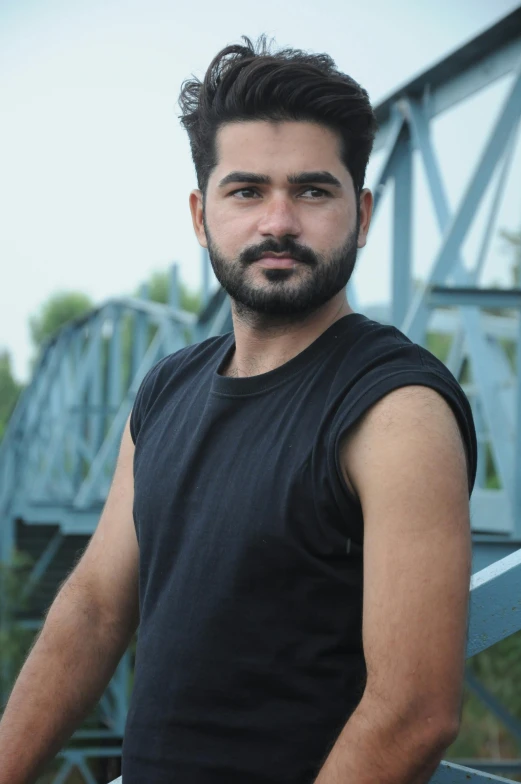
top-left (1, 0), bottom-right (520, 381)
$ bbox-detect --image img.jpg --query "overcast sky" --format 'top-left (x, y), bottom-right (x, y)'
top-left (1, 0), bottom-right (520, 381)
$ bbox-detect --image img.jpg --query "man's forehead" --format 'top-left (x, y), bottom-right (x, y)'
top-left (213, 120), bottom-right (346, 177)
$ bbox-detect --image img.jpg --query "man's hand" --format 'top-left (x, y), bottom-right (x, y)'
top-left (315, 385), bottom-right (471, 784)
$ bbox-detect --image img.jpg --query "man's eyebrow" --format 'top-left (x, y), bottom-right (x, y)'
top-left (217, 171), bottom-right (343, 189)
top-left (218, 172), bottom-right (271, 188)
top-left (287, 171), bottom-right (342, 188)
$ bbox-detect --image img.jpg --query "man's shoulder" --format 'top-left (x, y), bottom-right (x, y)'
top-left (330, 313), bottom-right (477, 494)
top-left (334, 313), bottom-right (454, 383)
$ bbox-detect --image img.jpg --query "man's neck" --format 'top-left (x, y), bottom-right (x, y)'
top-left (222, 294), bottom-right (354, 378)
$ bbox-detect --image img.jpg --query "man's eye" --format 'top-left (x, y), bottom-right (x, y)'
top-left (229, 187), bottom-right (330, 199)
top-left (231, 188), bottom-right (259, 199)
top-left (303, 187), bottom-right (329, 198)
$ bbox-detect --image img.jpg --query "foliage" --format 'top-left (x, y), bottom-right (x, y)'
top-left (426, 331), bottom-right (451, 364)
top-left (130, 269), bottom-right (202, 360)
top-left (0, 550), bottom-right (36, 703)
top-left (446, 632), bottom-right (521, 776)
top-left (0, 351), bottom-right (23, 441)
top-left (142, 269), bottom-right (202, 314)
top-left (29, 291), bottom-right (94, 350)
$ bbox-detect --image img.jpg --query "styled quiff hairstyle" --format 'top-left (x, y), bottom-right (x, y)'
top-left (178, 35), bottom-right (377, 199)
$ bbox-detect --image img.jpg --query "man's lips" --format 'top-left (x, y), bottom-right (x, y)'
top-left (253, 255), bottom-right (298, 268)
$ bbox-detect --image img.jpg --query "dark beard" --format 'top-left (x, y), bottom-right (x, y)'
top-left (203, 216), bottom-right (360, 321)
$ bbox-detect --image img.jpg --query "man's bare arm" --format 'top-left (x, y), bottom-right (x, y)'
top-left (314, 385), bottom-right (471, 784)
top-left (0, 417), bottom-right (139, 784)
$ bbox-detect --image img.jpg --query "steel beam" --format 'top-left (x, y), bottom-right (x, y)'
top-left (108, 306), bottom-right (123, 414)
top-left (21, 530), bottom-right (63, 601)
top-left (391, 126), bottom-right (413, 326)
top-left (201, 247), bottom-right (211, 309)
top-left (374, 7), bottom-right (521, 152)
top-left (429, 288), bottom-right (521, 309)
top-left (514, 311), bottom-right (521, 538)
top-left (169, 262), bottom-right (180, 310)
top-left (464, 668), bottom-right (521, 743)
top-left (74, 324), bottom-right (168, 508)
top-left (370, 106), bottom-right (404, 218)
top-left (431, 760), bottom-right (517, 782)
top-left (403, 67), bottom-right (521, 340)
top-left (467, 547), bottom-right (521, 658)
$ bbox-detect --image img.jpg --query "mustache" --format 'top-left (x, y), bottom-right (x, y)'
top-left (240, 241), bottom-right (317, 267)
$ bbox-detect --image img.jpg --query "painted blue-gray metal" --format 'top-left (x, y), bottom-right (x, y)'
top-left (108, 306), bottom-right (123, 411)
top-left (53, 748), bottom-right (122, 784)
top-left (515, 313), bottom-right (521, 540)
top-left (74, 323), bottom-right (176, 508)
top-left (391, 126), bottom-right (413, 327)
top-left (466, 547), bottom-right (521, 658)
top-left (21, 530), bottom-right (64, 601)
top-left (132, 284), bottom-right (149, 386)
top-left (92, 653), bottom-right (130, 736)
top-left (471, 399), bottom-right (487, 495)
top-left (205, 288), bottom-right (234, 338)
top-left (107, 652), bottom-right (131, 736)
top-left (0, 299), bottom-right (198, 539)
top-left (446, 762), bottom-right (521, 775)
top-left (370, 107), bottom-right (405, 217)
top-left (442, 124), bottom-right (516, 389)
top-left (429, 288), bottom-right (521, 309)
top-left (373, 7), bottom-right (521, 152)
top-left (201, 247), bottom-right (211, 308)
top-left (464, 668), bottom-right (521, 744)
top-left (463, 308), bottom-right (515, 510)
top-left (470, 489), bottom-right (513, 537)
top-left (52, 754), bottom-right (98, 784)
top-left (403, 66), bottom-right (521, 341)
top-left (430, 760), bottom-right (518, 783)
top-left (169, 262), bottom-right (180, 310)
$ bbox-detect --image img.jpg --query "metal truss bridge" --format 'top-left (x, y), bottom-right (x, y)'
top-left (1, 6), bottom-right (521, 783)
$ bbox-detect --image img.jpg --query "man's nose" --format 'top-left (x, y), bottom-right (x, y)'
top-left (257, 194), bottom-right (302, 237)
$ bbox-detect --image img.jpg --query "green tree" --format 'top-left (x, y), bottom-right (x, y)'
top-left (0, 551), bottom-right (35, 704)
top-left (29, 291), bottom-right (94, 350)
top-left (143, 269), bottom-right (202, 314)
top-left (0, 351), bottom-right (23, 441)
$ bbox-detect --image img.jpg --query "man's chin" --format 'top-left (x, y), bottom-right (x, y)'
top-left (231, 292), bottom-right (325, 320)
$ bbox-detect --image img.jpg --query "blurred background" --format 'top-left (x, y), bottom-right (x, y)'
top-left (1, 1), bottom-right (521, 782)
top-left (1, 0), bottom-right (520, 383)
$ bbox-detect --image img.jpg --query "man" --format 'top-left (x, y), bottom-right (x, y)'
top-left (0, 35), bottom-right (476, 784)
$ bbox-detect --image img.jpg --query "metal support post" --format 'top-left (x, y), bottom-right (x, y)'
top-left (201, 247), bottom-right (211, 310)
top-left (391, 126), bottom-right (413, 326)
top-left (169, 262), bottom-right (180, 310)
top-left (132, 284), bottom-right (149, 381)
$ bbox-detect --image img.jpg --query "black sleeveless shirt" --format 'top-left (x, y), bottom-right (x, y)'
top-left (122, 313), bottom-right (476, 783)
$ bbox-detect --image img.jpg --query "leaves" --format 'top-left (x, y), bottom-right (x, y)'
top-left (0, 351), bottom-right (23, 441)
top-left (29, 292), bottom-right (94, 350)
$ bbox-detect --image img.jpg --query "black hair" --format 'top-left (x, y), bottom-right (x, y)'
top-left (178, 35), bottom-right (377, 199)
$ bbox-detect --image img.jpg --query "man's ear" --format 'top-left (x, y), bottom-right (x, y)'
top-left (189, 189), bottom-right (208, 248)
top-left (357, 188), bottom-right (373, 249)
